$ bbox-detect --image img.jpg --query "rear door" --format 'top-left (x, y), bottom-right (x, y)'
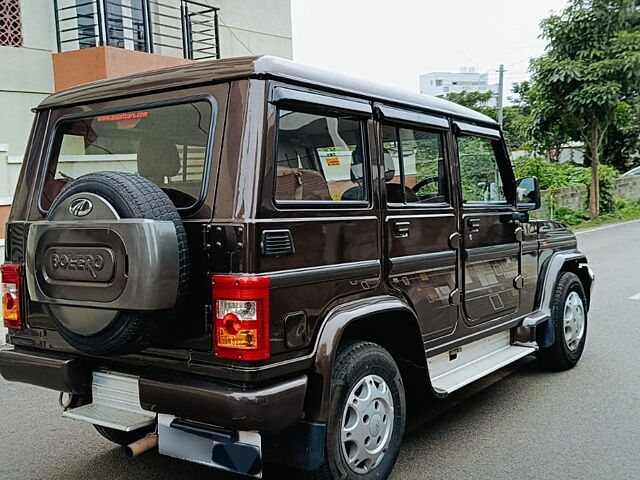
top-left (455, 122), bottom-right (521, 325)
top-left (378, 106), bottom-right (459, 341)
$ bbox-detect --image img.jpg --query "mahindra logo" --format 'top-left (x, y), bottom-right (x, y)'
top-left (50, 253), bottom-right (104, 279)
top-left (69, 198), bottom-right (93, 217)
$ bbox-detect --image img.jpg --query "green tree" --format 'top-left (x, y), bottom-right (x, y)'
top-left (510, 81), bottom-right (570, 161)
top-left (439, 89), bottom-right (533, 150)
top-left (601, 97), bottom-right (640, 171)
top-left (528, 0), bottom-right (640, 218)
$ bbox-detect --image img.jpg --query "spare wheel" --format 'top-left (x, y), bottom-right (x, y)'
top-left (25, 172), bottom-right (189, 355)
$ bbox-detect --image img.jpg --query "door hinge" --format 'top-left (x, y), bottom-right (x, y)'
top-left (513, 275), bottom-right (524, 290)
top-left (448, 232), bottom-right (462, 249)
top-left (204, 304), bottom-right (213, 332)
top-left (202, 224), bottom-right (245, 253)
top-left (514, 227), bottom-right (524, 242)
top-left (449, 288), bottom-right (461, 306)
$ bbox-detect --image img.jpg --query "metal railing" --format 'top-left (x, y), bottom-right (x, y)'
top-left (53, 0), bottom-right (220, 60)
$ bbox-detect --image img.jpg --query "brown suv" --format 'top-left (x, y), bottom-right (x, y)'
top-left (0, 56), bottom-right (594, 479)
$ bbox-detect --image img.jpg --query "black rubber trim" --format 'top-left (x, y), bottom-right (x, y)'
top-left (389, 251), bottom-right (456, 274)
top-left (170, 418), bottom-right (238, 443)
top-left (271, 86), bottom-right (372, 115)
top-left (465, 243), bottom-right (520, 262)
top-left (453, 121), bottom-right (501, 139)
top-left (268, 260), bottom-right (381, 288)
top-left (0, 347), bottom-right (88, 394)
top-left (374, 103), bottom-right (449, 129)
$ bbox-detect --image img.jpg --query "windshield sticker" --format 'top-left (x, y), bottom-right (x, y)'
top-left (97, 111), bottom-right (149, 129)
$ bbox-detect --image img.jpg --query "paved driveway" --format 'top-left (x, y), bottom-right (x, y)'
top-left (1, 221), bottom-right (639, 479)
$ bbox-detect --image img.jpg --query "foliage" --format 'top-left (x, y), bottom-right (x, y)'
top-left (514, 156), bottom-right (585, 190)
top-left (562, 198), bottom-right (640, 228)
top-left (438, 90), bottom-right (532, 150)
top-left (514, 156), bottom-right (620, 214)
top-left (601, 98), bottom-right (640, 171)
top-left (527, 0), bottom-right (640, 218)
top-left (554, 206), bottom-right (590, 225)
top-left (458, 136), bottom-right (505, 202)
top-left (441, 90), bottom-right (494, 112)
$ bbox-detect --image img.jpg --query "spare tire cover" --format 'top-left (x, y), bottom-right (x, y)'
top-left (41, 171), bottom-right (189, 355)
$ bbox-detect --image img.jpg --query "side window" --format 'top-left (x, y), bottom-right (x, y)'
top-left (275, 109), bottom-right (367, 203)
top-left (382, 125), bottom-right (448, 205)
top-left (458, 136), bottom-right (507, 204)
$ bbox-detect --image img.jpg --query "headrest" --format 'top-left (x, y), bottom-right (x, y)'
top-left (383, 149), bottom-right (395, 182)
top-left (137, 136), bottom-right (181, 183)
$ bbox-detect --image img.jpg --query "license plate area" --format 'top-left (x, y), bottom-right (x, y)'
top-left (158, 414), bottom-right (262, 478)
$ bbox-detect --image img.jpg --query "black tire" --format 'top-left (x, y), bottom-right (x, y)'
top-left (94, 424), bottom-right (155, 447)
top-left (537, 272), bottom-right (587, 370)
top-left (46, 172), bottom-right (189, 355)
top-left (305, 341), bottom-right (406, 480)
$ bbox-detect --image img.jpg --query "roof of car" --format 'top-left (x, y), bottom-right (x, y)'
top-left (37, 55), bottom-right (496, 126)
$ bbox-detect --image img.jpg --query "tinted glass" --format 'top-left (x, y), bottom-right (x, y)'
top-left (382, 125), bottom-right (402, 191)
top-left (400, 128), bottom-right (447, 203)
top-left (43, 101), bottom-right (212, 211)
top-left (382, 125), bottom-right (448, 204)
top-left (458, 136), bottom-right (506, 203)
top-left (275, 110), bottom-right (366, 202)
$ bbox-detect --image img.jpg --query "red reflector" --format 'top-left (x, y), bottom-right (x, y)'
top-left (223, 313), bottom-right (242, 335)
top-left (212, 276), bottom-right (270, 361)
top-left (1, 264), bottom-right (23, 330)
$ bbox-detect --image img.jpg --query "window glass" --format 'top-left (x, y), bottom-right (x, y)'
top-left (458, 136), bottom-right (506, 203)
top-left (400, 128), bottom-right (448, 203)
top-left (381, 126), bottom-right (403, 203)
top-left (43, 101), bottom-right (212, 211)
top-left (382, 125), bottom-right (448, 205)
top-left (275, 110), bottom-right (366, 202)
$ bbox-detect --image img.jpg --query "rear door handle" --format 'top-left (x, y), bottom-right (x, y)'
top-left (467, 217), bottom-right (481, 232)
top-left (393, 221), bottom-right (411, 238)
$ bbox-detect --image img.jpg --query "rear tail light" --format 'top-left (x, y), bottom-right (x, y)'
top-left (1, 264), bottom-right (23, 330)
top-left (212, 276), bottom-right (270, 361)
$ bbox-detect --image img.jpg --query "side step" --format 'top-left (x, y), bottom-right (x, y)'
top-left (428, 330), bottom-right (536, 395)
top-left (63, 371), bottom-right (156, 432)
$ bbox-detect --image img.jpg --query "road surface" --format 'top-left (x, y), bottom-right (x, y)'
top-left (1, 220), bottom-right (639, 479)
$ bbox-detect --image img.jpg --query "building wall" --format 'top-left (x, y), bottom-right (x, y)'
top-left (0, 0), bottom-right (292, 240)
top-left (419, 70), bottom-right (499, 106)
top-left (0, 1), bottom-right (62, 242)
top-left (213, 0), bottom-right (292, 59)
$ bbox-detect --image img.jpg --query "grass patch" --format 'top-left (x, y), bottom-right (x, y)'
top-left (562, 198), bottom-right (640, 230)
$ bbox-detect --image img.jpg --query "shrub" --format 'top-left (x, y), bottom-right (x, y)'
top-left (514, 156), bottom-right (620, 215)
top-left (554, 207), bottom-right (588, 225)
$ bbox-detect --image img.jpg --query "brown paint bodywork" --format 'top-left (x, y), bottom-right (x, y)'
top-left (3, 57), bottom-right (593, 440)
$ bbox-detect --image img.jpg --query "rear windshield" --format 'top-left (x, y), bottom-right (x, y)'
top-left (41, 100), bottom-right (213, 211)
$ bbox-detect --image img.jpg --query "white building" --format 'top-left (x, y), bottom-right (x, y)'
top-left (419, 67), bottom-right (499, 106)
top-left (0, 0), bottom-right (293, 261)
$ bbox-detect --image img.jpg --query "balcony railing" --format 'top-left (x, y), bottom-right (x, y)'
top-left (53, 0), bottom-right (220, 60)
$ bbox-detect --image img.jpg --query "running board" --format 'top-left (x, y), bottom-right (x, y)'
top-left (428, 330), bottom-right (536, 395)
top-left (63, 371), bottom-right (155, 432)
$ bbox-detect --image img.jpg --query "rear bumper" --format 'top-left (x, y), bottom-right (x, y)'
top-left (0, 347), bottom-right (308, 435)
top-left (0, 348), bottom-right (87, 393)
top-left (138, 373), bottom-right (308, 435)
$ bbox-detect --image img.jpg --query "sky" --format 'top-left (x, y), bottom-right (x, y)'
top-left (291, 0), bottom-right (568, 98)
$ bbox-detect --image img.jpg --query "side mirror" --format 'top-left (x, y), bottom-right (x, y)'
top-left (516, 176), bottom-right (541, 211)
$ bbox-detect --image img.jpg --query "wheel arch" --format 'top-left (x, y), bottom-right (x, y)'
top-left (306, 295), bottom-right (433, 423)
top-left (536, 251), bottom-right (594, 348)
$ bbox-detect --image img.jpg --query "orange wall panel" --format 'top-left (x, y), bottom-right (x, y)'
top-left (52, 46), bottom-right (194, 92)
top-left (0, 205), bottom-right (10, 240)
